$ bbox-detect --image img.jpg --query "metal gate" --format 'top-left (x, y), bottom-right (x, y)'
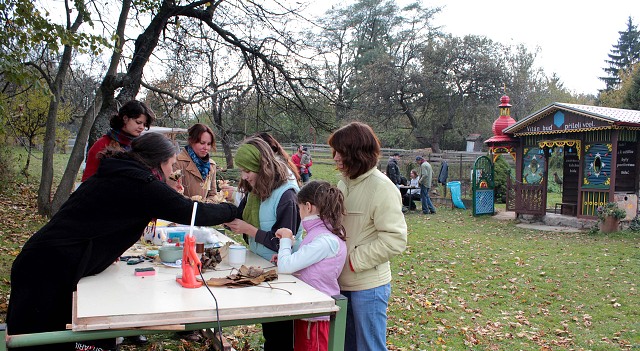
top-left (472, 156), bottom-right (495, 216)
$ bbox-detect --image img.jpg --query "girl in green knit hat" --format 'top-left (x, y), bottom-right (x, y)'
top-left (224, 136), bottom-right (301, 351)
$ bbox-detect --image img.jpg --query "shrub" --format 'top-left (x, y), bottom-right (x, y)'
top-left (596, 202), bottom-right (626, 221)
top-left (493, 157), bottom-right (512, 203)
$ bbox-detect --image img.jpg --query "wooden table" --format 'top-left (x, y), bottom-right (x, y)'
top-left (2, 231), bottom-right (346, 350)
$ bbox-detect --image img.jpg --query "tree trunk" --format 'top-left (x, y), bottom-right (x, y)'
top-left (50, 93), bottom-right (103, 214)
top-left (36, 5), bottom-right (85, 216)
top-left (51, 0), bottom-right (131, 215)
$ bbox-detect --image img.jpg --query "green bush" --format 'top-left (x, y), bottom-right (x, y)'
top-left (493, 156), bottom-right (512, 203)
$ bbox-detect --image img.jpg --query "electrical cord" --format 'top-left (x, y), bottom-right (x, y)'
top-left (198, 266), bottom-right (224, 347)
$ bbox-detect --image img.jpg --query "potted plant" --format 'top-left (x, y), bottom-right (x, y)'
top-left (596, 202), bottom-right (626, 233)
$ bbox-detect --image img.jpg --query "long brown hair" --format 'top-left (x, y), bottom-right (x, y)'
top-left (237, 137), bottom-right (290, 200)
top-left (253, 131), bottom-right (301, 184)
top-left (297, 180), bottom-right (346, 240)
top-left (328, 122), bottom-right (380, 179)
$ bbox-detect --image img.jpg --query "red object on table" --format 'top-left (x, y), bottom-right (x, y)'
top-left (176, 234), bottom-right (203, 288)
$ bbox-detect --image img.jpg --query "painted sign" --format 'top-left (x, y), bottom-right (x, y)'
top-left (522, 110), bottom-right (610, 134)
top-left (523, 147), bottom-right (546, 184)
top-left (583, 143), bottom-right (612, 189)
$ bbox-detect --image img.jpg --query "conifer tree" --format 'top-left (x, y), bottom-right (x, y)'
top-left (600, 17), bottom-right (640, 91)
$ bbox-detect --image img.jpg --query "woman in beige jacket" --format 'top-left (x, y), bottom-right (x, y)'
top-left (173, 123), bottom-right (219, 203)
top-left (328, 122), bottom-right (407, 351)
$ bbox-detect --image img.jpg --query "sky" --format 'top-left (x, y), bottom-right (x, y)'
top-left (310, 0), bottom-right (639, 96)
top-left (422, 0), bottom-right (640, 95)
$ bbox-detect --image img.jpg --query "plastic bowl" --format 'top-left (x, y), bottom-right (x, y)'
top-left (159, 246), bottom-right (183, 263)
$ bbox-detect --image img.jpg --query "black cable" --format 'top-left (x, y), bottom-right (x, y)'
top-left (198, 266), bottom-right (224, 347)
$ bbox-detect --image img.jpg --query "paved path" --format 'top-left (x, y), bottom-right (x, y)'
top-left (492, 210), bottom-right (590, 232)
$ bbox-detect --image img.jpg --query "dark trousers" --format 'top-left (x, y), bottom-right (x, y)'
top-left (263, 320), bottom-right (293, 351)
top-left (403, 193), bottom-right (420, 209)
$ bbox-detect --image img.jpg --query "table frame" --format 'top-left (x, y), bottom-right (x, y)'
top-left (1, 295), bottom-right (346, 350)
top-left (2, 230), bottom-right (347, 350)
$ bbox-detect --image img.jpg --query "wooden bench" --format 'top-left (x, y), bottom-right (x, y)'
top-left (555, 202), bottom-right (577, 215)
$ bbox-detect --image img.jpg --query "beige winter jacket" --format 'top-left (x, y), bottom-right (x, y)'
top-left (174, 149), bottom-right (218, 201)
top-left (338, 167), bottom-right (408, 291)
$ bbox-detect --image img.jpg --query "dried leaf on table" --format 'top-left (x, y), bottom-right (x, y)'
top-left (204, 265), bottom-right (278, 287)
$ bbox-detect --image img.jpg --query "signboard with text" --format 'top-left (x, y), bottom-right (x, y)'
top-left (522, 110), bottom-right (610, 134)
top-left (616, 142), bottom-right (637, 192)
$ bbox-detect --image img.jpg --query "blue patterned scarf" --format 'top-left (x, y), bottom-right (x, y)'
top-left (107, 128), bottom-right (135, 150)
top-left (186, 145), bottom-right (210, 179)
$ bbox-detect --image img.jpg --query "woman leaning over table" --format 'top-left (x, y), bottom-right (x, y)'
top-left (224, 137), bottom-right (302, 351)
top-left (82, 99), bottom-right (155, 181)
top-left (328, 121), bottom-right (408, 351)
top-left (7, 133), bottom-right (238, 351)
top-left (173, 123), bottom-right (219, 202)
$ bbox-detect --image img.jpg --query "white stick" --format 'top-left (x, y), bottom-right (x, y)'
top-left (189, 201), bottom-right (198, 238)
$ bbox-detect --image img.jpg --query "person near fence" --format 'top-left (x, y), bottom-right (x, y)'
top-left (386, 152), bottom-right (402, 186)
top-left (402, 170), bottom-right (421, 211)
top-left (416, 156), bottom-right (437, 214)
top-left (292, 144), bottom-right (313, 183)
top-left (82, 100), bottom-right (155, 181)
top-left (328, 121), bottom-right (407, 351)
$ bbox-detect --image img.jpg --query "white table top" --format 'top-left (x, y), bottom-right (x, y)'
top-left (72, 231), bottom-right (338, 331)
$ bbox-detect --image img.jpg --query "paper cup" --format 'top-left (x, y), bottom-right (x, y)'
top-left (228, 244), bottom-right (247, 266)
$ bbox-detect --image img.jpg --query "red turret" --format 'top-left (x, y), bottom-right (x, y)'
top-left (486, 95), bottom-right (516, 143)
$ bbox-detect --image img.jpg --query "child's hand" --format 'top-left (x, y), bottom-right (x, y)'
top-left (270, 254), bottom-right (278, 264)
top-left (275, 228), bottom-right (293, 239)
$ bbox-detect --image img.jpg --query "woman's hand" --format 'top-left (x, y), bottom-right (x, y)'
top-left (275, 228), bottom-right (293, 240)
top-left (270, 254), bottom-right (278, 264)
top-left (224, 218), bottom-right (258, 238)
top-left (220, 185), bottom-right (236, 202)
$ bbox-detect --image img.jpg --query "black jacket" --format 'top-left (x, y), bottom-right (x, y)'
top-left (7, 156), bottom-right (238, 343)
top-left (386, 158), bottom-right (401, 185)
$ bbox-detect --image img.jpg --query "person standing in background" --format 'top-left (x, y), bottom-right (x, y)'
top-left (173, 123), bottom-right (219, 202)
top-left (328, 122), bottom-right (407, 351)
top-left (385, 152), bottom-right (402, 186)
top-left (416, 156), bottom-right (437, 214)
top-left (292, 144), bottom-right (312, 183)
top-left (82, 100), bottom-right (155, 181)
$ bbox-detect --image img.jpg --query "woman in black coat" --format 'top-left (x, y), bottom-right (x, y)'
top-left (7, 132), bottom-right (238, 350)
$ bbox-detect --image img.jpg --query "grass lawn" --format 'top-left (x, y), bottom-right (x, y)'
top-left (0, 148), bottom-right (638, 350)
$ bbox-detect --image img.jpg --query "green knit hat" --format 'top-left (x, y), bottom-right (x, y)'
top-left (235, 143), bottom-right (261, 172)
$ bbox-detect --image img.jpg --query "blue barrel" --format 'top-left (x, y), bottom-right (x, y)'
top-left (447, 181), bottom-right (466, 209)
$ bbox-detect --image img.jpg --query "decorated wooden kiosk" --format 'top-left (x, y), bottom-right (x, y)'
top-left (486, 95), bottom-right (640, 220)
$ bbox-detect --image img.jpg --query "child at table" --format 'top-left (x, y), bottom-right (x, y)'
top-left (274, 180), bottom-right (347, 351)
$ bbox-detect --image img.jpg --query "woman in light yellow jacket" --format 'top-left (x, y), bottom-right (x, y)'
top-left (328, 122), bottom-right (408, 350)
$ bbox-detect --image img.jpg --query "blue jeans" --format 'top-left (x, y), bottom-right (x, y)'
top-left (420, 184), bottom-right (436, 214)
top-left (301, 172), bottom-right (310, 183)
top-left (341, 283), bottom-right (391, 351)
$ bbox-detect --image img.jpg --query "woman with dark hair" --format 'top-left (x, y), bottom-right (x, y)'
top-left (224, 136), bottom-right (301, 351)
top-left (7, 133), bottom-right (238, 351)
top-left (82, 100), bottom-right (155, 181)
top-left (173, 123), bottom-right (219, 202)
top-left (328, 121), bottom-right (407, 351)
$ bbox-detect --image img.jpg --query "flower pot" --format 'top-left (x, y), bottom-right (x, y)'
top-left (599, 216), bottom-right (620, 233)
